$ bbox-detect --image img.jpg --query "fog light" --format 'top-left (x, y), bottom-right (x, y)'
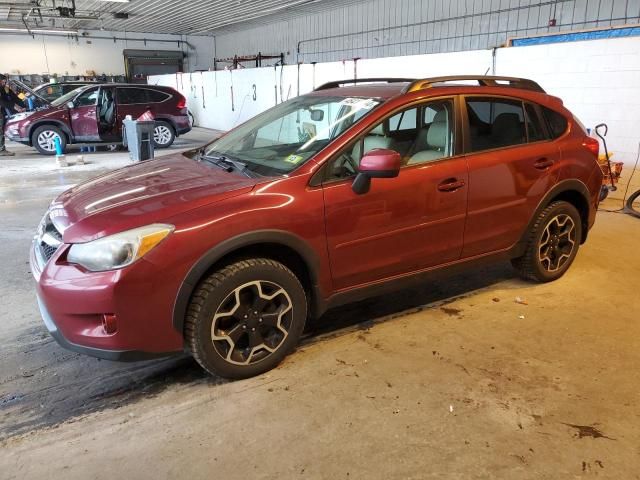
top-left (102, 314), bottom-right (117, 334)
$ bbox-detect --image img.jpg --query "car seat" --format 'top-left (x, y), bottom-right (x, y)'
top-left (407, 110), bottom-right (449, 164)
top-left (100, 90), bottom-right (116, 126)
top-left (491, 113), bottom-right (524, 147)
top-left (351, 123), bottom-right (394, 160)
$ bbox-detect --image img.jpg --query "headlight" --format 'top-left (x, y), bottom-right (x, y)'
top-left (67, 224), bottom-right (174, 272)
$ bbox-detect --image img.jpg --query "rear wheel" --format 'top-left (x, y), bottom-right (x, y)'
top-left (185, 259), bottom-right (307, 379)
top-left (153, 121), bottom-right (175, 148)
top-left (32, 125), bottom-right (66, 155)
top-left (512, 201), bottom-right (582, 282)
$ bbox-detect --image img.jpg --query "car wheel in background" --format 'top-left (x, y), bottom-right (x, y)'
top-left (153, 121), bottom-right (175, 148)
top-left (32, 125), bottom-right (66, 156)
top-left (185, 259), bottom-right (307, 379)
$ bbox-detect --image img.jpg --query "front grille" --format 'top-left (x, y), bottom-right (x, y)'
top-left (36, 212), bottom-right (64, 264)
top-left (40, 243), bottom-right (58, 261)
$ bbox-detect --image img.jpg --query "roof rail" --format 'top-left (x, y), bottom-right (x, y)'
top-left (314, 78), bottom-right (415, 91)
top-left (403, 76), bottom-right (545, 93)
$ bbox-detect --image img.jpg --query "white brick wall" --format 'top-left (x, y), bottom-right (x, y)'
top-left (496, 37), bottom-right (640, 166)
top-left (152, 36), bottom-right (640, 165)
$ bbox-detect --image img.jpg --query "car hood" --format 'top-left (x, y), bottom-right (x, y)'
top-left (51, 153), bottom-right (258, 243)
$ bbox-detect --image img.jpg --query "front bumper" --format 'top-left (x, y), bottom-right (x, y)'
top-left (36, 294), bottom-right (171, 362)
top-left (4, 132), bottom-right (29, 144)
top-left (30, 238), bottom-right (184, 361)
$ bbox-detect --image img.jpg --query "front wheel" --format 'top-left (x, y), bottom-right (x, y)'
top-left (153, 121), bottom-right (175, 148)
top-left (511, 201), bottom-right (582, 282)
top-left (32, 125), bottom-right (66, 155)
top-left (185, 259), bottom-right (307, 379)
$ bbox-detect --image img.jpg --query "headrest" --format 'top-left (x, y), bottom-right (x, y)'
top-left (492, 113), bottom-right (523, 142)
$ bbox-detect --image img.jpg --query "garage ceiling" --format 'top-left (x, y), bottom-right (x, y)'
top-left (0, 0), bottom-right (367, 35)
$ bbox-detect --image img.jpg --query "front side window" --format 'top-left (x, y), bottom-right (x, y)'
top-left (75, 88), bottom-right (99, 107)
top-left (325, 99), bottom-right (455, 181)
top-left (204, 95), bottom-right (381, 176)
top-left (466, 98), bottom-right (526, 152)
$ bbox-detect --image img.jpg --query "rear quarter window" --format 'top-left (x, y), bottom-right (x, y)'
top-left (147, 89), bottom-right (171, 103)
top-left (542, 107), bottom-right (568, 139)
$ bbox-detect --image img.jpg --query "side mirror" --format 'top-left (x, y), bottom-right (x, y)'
top-left (309, 109), bottom-right (324, 122)
top-left (66, 101), bottom-right (75, 109)
top-left (352, 148), bottom-right (401, 195)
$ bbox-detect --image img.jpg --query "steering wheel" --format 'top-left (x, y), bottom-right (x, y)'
top-left (334, 151), bottom-right (357, 177)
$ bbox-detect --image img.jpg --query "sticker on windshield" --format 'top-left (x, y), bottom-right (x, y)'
top-left (339, 97), bottom-right (378, 110)
top-left (284, 154), bottom-right (305, 164)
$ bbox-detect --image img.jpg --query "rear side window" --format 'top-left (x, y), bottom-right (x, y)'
top-left (466, 98), bottom-right (526, 152)
top-left (525, 103), bottom-right (547, 142)
top-left (146, 89), bottom-right (170, 103)
top-left (117, 88), bottom-right (148, 105)
top-left (542, 107), bottom-right (568, 139)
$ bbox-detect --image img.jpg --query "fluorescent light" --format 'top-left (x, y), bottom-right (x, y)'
top-left (97, 0), bottom-right (130, 2)
top-left (0, 27), bottom-right (78, 34)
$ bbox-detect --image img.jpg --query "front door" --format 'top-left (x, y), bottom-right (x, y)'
top-left (461, 97), bottom-right (559, 258)
top-left (322, 98), bottom-right (469, 291)
top-left (69, 87), bottom-right (100, 141)
top-left (97, 87), bottom-right (119, 141)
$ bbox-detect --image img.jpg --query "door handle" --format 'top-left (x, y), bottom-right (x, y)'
top-left (437, 178), bottom-right (466, 192)
top-left (534, 157), bottom-right (554, 170)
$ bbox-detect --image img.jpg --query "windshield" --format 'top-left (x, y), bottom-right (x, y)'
top-left (50, 86), bottom-right (89, 107)
top-left (204, 95), bottom-right (381, 176)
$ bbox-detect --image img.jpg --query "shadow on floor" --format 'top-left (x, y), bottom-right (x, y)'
top-left (0, 261), bottom-right (520, 440)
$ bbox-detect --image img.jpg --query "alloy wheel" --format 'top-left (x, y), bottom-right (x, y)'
top-left (37, 130), bottom-right (62, 153)
top-left (210, 280), bottom-right (293, 365)
top-left (153, 125), bottom-right (172, 146)
top-left (538, 214), bottom-right (576, 272)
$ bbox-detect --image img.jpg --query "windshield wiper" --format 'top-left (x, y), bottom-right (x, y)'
top-left (197, 150), bottom-right (257, 178)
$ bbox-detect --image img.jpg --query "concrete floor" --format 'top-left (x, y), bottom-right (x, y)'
top-left (1, 133), bottom-right (639, 479)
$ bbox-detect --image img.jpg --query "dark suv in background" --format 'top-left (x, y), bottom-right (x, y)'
top-left (5, 83), bottom-right (190, 154)
top-left (31, 76), bottom-right (602, 379)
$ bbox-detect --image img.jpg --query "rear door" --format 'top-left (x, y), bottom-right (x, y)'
top-left (461, 96), bottom-right (560, 257)
top-left (69, 87), bottom-right (100, 141)
top-left (115, 87), bottom-right (151, 125)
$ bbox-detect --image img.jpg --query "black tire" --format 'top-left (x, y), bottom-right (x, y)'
top-left (185, 259), bottom-right (307, 379)
top-left (625, 189), bottom-right (640, 219)
top-left (511, 201), bottom-right (582, 283)
top-left (153, 121), bottom-right (175, 148)
top-left (32, 125), bottom-right (66, 155)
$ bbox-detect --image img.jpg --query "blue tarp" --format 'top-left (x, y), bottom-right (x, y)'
top-left (512, 26), bottom-right (640, 46)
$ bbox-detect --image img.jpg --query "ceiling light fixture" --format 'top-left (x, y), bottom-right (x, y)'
top-left (0, 27), bottom-right (78, 35)
top-left (97, 0), bottom-right (131, 3)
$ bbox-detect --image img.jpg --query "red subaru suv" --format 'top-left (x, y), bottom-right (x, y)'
top-left (5, 83), bottom-right (190, 154)
top-left (31, 76), bottom-right (603, 379)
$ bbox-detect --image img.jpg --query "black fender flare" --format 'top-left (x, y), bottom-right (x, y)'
top-left (172, 230), bottom-right (322, 333)
top-left (512, 179), bottom-right (591, 256)
top-left (28, 120), bottom-right (74, 145)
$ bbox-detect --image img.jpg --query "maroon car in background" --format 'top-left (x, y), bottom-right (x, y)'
top-left (4, 83), bottom-right (190, 154)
